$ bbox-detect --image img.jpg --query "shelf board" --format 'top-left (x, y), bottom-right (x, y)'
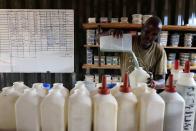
top-left (168, 66), bottom-right (196, 70)
top-left (84, 45), bottom-right (100, 48)
top-left (82, 23), bottom-right (98, 29)
top-left (100, 23), bottom-right (142, 29)
top-left (82, 64), bottom-right (120, 69)
top-left (164, 46), bottom-right (196, 50)
top-left (83, 23), bottom-right (196, 31)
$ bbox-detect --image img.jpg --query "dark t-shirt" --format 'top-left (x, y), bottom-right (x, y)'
top-left (121, 36), bottom-right (167, 76)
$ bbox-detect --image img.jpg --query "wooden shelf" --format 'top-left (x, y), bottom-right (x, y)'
top-left (82, 64), bottom-right (120, 69)
top-left (164, 46), bottom-right (196, 50)
top-left (168, 66), bottom-right (196, 70)
top-left (83, 23), bottom-right (196, 31)
top-left (82, 23), bottom-right (98, 29)
top-left (84, 45), bottom-right (100, 48)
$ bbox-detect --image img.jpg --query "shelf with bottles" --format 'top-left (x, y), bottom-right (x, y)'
top-left (82, 64), bottom-right (120, 69)
top-left (83, 23), bottom-right (196, 32)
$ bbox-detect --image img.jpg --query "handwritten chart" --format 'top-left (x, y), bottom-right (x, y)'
top-left (0, 9), bottom-right (74, 73)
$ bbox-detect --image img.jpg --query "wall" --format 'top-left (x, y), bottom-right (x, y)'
top-left (0, 0), bottom-right (195, 88)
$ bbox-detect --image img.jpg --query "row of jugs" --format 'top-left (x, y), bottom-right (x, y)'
top-left (0, 82), bottom-right (69, 131)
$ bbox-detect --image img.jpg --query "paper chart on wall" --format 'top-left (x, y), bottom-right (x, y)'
top-left (0, 9), bottom-right (74, 73)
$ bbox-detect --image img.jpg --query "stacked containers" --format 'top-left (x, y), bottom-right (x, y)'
top-left (86, 30), bottom-right (96, 45)
top-left (159, 31), bottom-right (168, 46)
top-left (190, 53), bottom-right (196, 67)
top-left (179, 53), bottom-right (190, 66)
top-left (184, 33), bottom-right (192, 47)
top-left (132, 14), bottom-right (142, 24)
top-left (142, 15), bottom-right (152, 24)
top-left (167, 53), bottom-right (176, 69)
top-left (170, 34), bottom-right (180, 47)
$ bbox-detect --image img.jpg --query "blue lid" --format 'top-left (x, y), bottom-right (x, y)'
top-left (43, 83), bottom-right (51, 90)
top-left (107, 83), bottom-right (116, 89)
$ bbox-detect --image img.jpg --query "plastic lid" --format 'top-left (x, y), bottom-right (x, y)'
top-left (174, 60), bottom-right (179, 70)
top-left (98, 75), bottom-right (110, 95)
top-left (43, 83), bottom-right (51, 90)
top-left (120, 73), bottom-right (131, 93)
top-left (165, 74), bottom-right (176, 93)
top-left (184, 61), bottom-right (190, 73)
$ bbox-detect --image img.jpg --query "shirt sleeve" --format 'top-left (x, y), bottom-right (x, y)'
top-left (155, 48), bottom-right (167, 75)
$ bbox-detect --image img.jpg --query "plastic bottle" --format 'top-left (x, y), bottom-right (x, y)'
top-left (176, 61), bottom-right (196, 131)
top-left (68, 87), bottom-right (92, 131)
top-left (115, 73), bottom-right (138, 131)
top-left (166, 60), bottom-right (182, 86)
top-left (129, 67), bottom-right (150, 88)
top-left (12, 81), bottom-right (28, 93)
top-left (160, 74), bottom-right (185, 131)
top-left (15, 88), bottom-right (43, 131)
top-left (41, 88), bottom-right (66, 131)
top-left (93, 76), bottom-right (118, 131)
top-left (111, 82), bottom-right (123, 96)
top-left (70, 81), bottom-right (89, 95)
top-left (52, 83), bottom-right (69, 96)
top-left (139, 88), bottom-right (165, 131)
top-left (0, 87), bottom-right (21, 130)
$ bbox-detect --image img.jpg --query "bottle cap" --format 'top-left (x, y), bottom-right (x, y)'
top-left (165, 74), bottom-right (176, 93)
top-left (98, 75), bottom-right (110, 95)
top-left (120, 73), bottom-right (131, 93)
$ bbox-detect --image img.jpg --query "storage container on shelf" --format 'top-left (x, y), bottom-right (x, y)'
top-left (0, 86), bottom-right (21, 130)
top-left (160, 74), bottom-right (185, 131)
top-left (41, 88), bottom-right (66, 131)
top-left (68, 87), bottom-right (92, 131)
top-left (93, 76), bottom-right (118, 131)
top-left (139, 88), bottom-right (165, 131)
top-left (115, 73), bottom-right (138, 131)
top-left (176, 61), bottom-right (196, 131)
top-left (15, 87), bottom-right (46, 131)
top-left (166, 60), bottom-right (182, 86)
top-left (70, 81), bottom-right (89, 95)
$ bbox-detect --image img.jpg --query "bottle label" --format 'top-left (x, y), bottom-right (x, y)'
top-left (178, 85), bottom-right (196, 131)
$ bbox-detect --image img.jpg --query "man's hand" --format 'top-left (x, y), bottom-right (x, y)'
top-left (147, 72), bottom-right (156, 88)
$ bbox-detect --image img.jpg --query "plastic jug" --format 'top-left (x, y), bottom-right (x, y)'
top-left (132, 83), bottom-right (149, 99)
top-left (70, 81), bottom-right (89, 95)
top-left (68, 87), bottom-right (92, 131)
top-left (12, 81), bottom-right (28, 93)
top-left (51, 83), bottom-right (69, 96)
top-left (32, 83), bottom-right (48, 97)
top-left (41, 88), bottom-right (66, 131)
top-left (166, 60), bottom-right (182, 86)
top-left (139, 88), bottom-right (165, 131)
top-left (160, 74), bottom-right (185, 131)
top-left (115, 73), bottom-right (138, 131)
top-left (176, 61), bottom-right (196, 131)
top-left (129, 67), bottom-right (150, 88)
top-left (111, 82), bottom-right (122, 96)
top-left (93, 76), bottom-right (118, 131)
top-left (0, 87), bottom-right (21, 130)
top-left (15, 88), bottom-right (43, 131)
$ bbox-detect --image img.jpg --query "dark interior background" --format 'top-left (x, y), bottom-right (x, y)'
top-left (0, 0), bottom-right (195, 89)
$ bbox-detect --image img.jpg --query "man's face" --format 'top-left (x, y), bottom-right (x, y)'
top-left (141, 24), bottom-right (161, 49)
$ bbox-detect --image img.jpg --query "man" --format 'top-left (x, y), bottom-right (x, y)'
top-left (113, 16), bottom-right (167, 89)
